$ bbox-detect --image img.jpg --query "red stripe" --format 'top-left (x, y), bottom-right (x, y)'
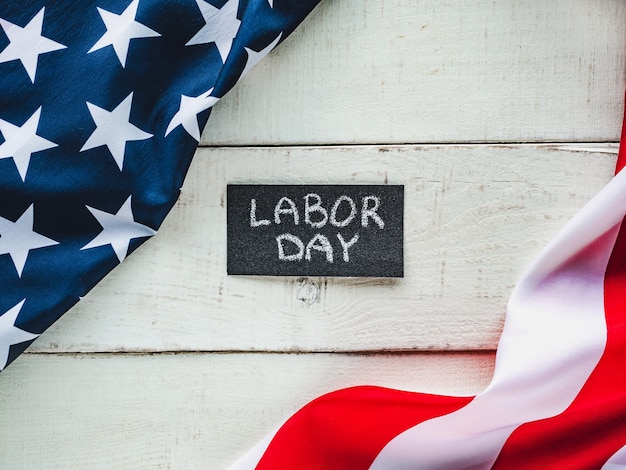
top-left (255, 386), bottom-right (473, 469)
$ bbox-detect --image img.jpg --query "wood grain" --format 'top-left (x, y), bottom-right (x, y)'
top-left (0, 351), bottom-right (495, 469)
top-left (29, 144), bottom-right (616, 353)
top-left (202, 0), bottom-right (626, 146)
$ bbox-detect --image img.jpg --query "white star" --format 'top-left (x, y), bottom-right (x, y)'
top-left (0, 205), bottom-right (58, 277)
top-left (81, 197), bottom-right (156, 263)
top-left (241, 32), bottom-right (282, 77)
top-left (88, 0), bottom-right (160, 67)
top-left (268, 0), bottom-right (273, 7)
top-left (186, 0), bottom-right (241, 63)
top-left (0, 300), bottom-right (39, 371)
top-left (165, 88), bottom-right (219, 141)
top-left (0, 7), bottom-right (66, 83)
top-left (0, 107), bottom-right (57, 182)
top-left (80, 93), bottom-right (152, 170)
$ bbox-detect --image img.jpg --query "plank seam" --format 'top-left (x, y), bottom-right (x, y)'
top-left (23, 350), bottom-right (498, 357)
top-left (196, 141), bottom-right (619, 150)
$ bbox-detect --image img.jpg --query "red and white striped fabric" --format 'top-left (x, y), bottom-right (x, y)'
top-left (231, 100), bottom-right (626, 469)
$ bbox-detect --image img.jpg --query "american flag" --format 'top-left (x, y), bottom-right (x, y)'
top-left (0, 0), bottom-right (320, 372)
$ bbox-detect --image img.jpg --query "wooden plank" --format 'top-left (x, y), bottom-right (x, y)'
top-left (201, 0), bottom-right (626, 146)
top-left (0, 351), bottom-right (495, 469)
top-left (30, 144), bottom-right (616, 353)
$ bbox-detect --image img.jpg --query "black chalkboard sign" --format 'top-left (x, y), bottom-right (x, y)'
top-left (227, 185), bottom-right (403, 277)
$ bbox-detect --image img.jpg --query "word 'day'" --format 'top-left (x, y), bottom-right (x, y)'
top-left (227, 185), bottom-right (404, 277)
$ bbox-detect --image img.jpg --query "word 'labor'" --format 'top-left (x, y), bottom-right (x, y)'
top-left (249, 193), bottom-right (385, 263)
top-left (250, 193), bottom-right (385, 229)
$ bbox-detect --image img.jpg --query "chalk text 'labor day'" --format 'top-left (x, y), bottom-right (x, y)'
top-left (249, 193), bottom-right (385, 263)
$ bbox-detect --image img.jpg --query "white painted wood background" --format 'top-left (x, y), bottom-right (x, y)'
top-left (1, 1), bottom-right (625, 468)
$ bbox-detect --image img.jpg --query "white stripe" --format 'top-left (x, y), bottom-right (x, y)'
top-left (369, 168), bottom-right (626, 469)
top-left (603, 445), bottom-right (626, 469)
